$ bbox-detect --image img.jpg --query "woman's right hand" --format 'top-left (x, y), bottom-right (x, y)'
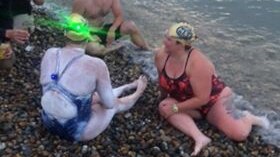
top-left (159, 97), bottom-right (179, 119)
top-left (5, 29), bottom-right (30, 44)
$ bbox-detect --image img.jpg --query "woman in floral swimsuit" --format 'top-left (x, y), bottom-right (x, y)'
top-left (154, 22), bottom-right (270, 156)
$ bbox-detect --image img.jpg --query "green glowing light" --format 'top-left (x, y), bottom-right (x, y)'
top-left (36, 13), bottom-right (112, 42)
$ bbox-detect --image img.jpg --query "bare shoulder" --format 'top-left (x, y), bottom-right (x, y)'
top-left (43, 48), bottom-right (59, 58)
top-left (154, 46), bottom-right (166, 61)
top-left (154, 46), bottom-right (167, 70)
top-left (81, 55), bottom-right (107, 69)
top-left (190, 48), bottom-right (209, 63)
top-left (189, 48), bottom-right (215, 73)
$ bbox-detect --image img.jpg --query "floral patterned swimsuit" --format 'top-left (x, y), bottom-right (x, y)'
top-left (159, 48), bottom-right (226, 117)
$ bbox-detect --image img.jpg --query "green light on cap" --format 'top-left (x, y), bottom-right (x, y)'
top-left (64, 14), bottom-right (92, 41)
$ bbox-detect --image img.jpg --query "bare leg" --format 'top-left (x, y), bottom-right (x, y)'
top-left (91, 78), bottom-right (139, 104)
top-left (168, 114), bottom-right (211, 156)
top-left (159, 100), bottom-right (211, 156)
top-left (81, 76), bottom-right (147, 141)
top-left (120, 21), bottom-right (149, 50)
top-left (115, 75), bottom-right (147, 113)
top-left (207, 87), bottom-right (270, 141)
top-left (86, 41), bottom-right (124, 57)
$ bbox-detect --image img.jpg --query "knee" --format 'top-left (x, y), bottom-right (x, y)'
top-left (121, 20), bottom-right (139, 34)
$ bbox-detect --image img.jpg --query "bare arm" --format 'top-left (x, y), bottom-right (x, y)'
top-left (177, 51), bottom-right (213, 111)
top-left (33, 0), bottom-right (44, 5)
top-left (95, 59), bottom-right (117, 109)
top-left (154, 47), bottom-right (168, 99)
top-left (109, 0), bottom-right (124, 32)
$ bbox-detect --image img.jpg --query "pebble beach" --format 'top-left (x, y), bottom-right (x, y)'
top-left (0, 9), bottom-right (279, 157)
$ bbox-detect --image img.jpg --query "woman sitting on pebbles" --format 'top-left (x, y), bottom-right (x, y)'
top-left (154, 22), bottom-right (270, 156)
top-left (40, 13), bottom-right (147, 141)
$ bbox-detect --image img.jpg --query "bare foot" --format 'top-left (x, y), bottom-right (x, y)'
top-left (244, 111), bottom-right (270, 129)
top-left (255, 115), bottom-right (270, 129)
top-left (136, 75), bottom-right (148, 94)
top-left (127, 79), bottom-right (139, 90)
top-left (191, 136), bottom-right (211, 156)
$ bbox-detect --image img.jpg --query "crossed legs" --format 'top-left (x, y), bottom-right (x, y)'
top-left (81, 76), bottom-right (147, 141)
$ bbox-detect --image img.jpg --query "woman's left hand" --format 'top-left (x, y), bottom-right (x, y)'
top-left (159, 97), bottom-right (179, 119)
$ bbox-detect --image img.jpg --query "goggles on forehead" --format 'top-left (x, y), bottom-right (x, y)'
top-left (167, 22), bottom-right (197, 45)
top-left (175, 26), bottom-right (193, 40)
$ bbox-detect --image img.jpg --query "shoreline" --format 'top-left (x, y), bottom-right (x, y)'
top-left (0, 10), bottom-right (279, 157)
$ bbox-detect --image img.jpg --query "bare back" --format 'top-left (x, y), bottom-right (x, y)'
top-left (40, 47), bottom-right (100, 95)
top-left (40, 47), bottom-right (116, 119)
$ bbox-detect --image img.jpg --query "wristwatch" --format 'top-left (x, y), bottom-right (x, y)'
top-left (171, 103), bottom-right (179, 113)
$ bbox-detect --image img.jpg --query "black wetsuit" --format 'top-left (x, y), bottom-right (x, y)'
top-left (0, 0), bottom-right (13, 42)
top-left (12, 0), bottom-right (33, 16)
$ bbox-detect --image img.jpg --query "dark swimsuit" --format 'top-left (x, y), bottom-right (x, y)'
top-left (91, 23), bottom-right (122, 45)
top-left (159, 48), bottom-right (226, 117)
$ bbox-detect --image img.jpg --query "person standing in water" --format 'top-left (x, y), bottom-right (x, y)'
top-left (154, 22), bottom-right (270, 156)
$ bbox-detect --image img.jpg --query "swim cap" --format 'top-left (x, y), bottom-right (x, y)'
top-left (65, 13), bottom-right (92, 42)
top-left (167, 22), bottom-right (197, 45)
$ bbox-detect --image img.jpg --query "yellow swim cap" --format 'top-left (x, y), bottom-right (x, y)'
top-left (65, 13), bottom-right (92, 42)
top-left (167, 22), bottom-right (197, 45)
